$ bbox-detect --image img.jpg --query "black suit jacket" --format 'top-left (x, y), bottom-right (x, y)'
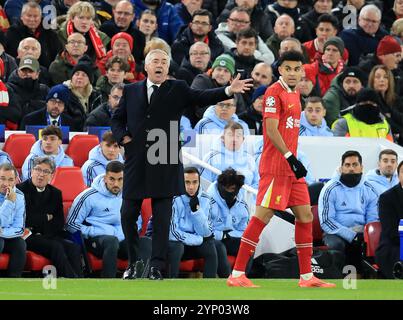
top-left (375, 183), bottom-right (403, 278)
top-left (17, 180), bottom-right (65, 237)
top-left (19, 107), bottom-right (76, 131)
top-left (111, 79), bottom-right (228, 199)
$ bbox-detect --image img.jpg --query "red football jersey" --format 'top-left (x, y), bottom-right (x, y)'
top-left (260, 78), bottom-right (302, 176)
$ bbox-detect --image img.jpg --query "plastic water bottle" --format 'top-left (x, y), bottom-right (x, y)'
top-left (393, 219), bottom-right (403, 278)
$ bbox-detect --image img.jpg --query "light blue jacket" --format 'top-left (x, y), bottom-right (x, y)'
top-left (66, 174), bottom-right (124, 241)
top-left (21, 140), bottom-right (74, 181)
top-left (201, 140), bottom-right (259, 189)
top-left (169, 189), bottom-right (214, 246)
top-left (81, 145), bottom-right (124, 187)
top-left (207, 182), bottom-right (249, 240)
top-left (318, 174), bottom-right (379, 243)
top-left (299, 111), bottom-right (334, 137)
top-left (364, 168), bottom-right (399, 196)
top-left (0, 151), bottom-right (13, 166)
top-left (0, 188), bottom-right (25, 239)
top-left (254, 137), bottom-right (316, 184)
top-left (194, 105), bottom-right (250, 135)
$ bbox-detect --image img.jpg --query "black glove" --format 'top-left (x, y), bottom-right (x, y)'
top-left (189, 195), bottom-right (199, 212)
top-left (352, 232), bottom-right (364, 244)
top-left (286, 154), bottom-right (307, 179)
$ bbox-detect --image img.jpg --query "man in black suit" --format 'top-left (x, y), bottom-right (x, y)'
top-left (111, 48), bottom-right (252, 280)
top-left (19, 84), bottom-right (76, 131)
top-left (376, 160), bottom-right (403, 279)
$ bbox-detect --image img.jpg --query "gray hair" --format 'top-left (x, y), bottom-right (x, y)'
top-left (190, 41), bottom-right (211, 55)
top-left (144, 49), bottom-right (171, 67)
top-left (32, 157), bottom-right (56, 173)
top-left (359, 4), bottom-right (382, 20)
top-left (21, 1), bottom-right (41, 16)
top-left (111, 83), bottom-right (125, 92)
top-left (18, 37), bottom-right (42, 53)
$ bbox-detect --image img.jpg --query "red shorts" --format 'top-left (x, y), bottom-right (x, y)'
top-left (256, 174), bottom-right (310, 211)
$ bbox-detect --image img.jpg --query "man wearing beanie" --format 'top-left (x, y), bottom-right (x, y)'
top-left (333, 87), bottom-right (393, 140)
top-left (172, 9), bottom-right (224, 66)
top-left (323, 66), bottom-right (366, 126)
top-left (99, 0), bottom-right (146, 64)
top-left (20, 84), bottom-right (76, 131)
top-left (2, 56), bottom-right (48, 130)
top-left (358, 35), bottom-right (403, 95)
top-left (63, 55), bottom-right (102, 131)
top-left (303, 36), bottom-right (345, 96)
top-left (239, 85), bottom-right (267, 135)
top-left (186, 54), bottom-right (235, 127)
top-left (98, 32), bottom-right (145, 83)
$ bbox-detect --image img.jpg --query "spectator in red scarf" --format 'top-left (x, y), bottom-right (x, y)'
top-left (58, 1), bottom-right (110, 66)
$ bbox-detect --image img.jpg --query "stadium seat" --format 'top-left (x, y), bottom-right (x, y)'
top-left (3, 133), bottom-right (36, 175)
top-left (65, 134), bottom-right (99, 167)
top-left (50, 167), bottom-right (87, 218)
top-left (0, 253), bottom-right (9, 270)
top-left (25, 251), bottom-right (52, 272)
top-left (362, 221), bottom-right (382, 278)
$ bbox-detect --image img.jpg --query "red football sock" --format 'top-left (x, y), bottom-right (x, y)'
top-left (295, 220), bottom-right (313, 275)
top-left (233, 216), bottom-right (266, 272)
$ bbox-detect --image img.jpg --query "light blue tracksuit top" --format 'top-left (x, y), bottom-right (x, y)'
top-left (364, 168), bottom-right (399, 196)
top-left (194, 105), bottom-right (250, 135)
top-left (318, 174), bottom-right (379, 243)
top-left (299, 111), bottom-right (334, 137)
top-left (207, 182), bottom-right (250, 240)
top-left (0, 188), bottom-right (25, 239)
top-left (21, 140), bottom-right (74, 181)
top-left (0, 151), bottom-right (13, 166)
top-left (169, 189), bottom-right (214, 246)
top-left (201, 140), bottom-right (259, 189)
top-left (81, 145), bottom-right (124, 187)
top-left (66, 174), bottom-right (124, 241)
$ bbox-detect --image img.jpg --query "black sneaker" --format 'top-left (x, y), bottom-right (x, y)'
top-left (149, 267), bottom-right (163, 280)
top-left (122, 260), bottom-right (144, 280)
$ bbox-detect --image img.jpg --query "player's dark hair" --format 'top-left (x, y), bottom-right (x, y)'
top-left (306, 96), bottom-right (324, 105)
top-left (102, 130), bottom-right (119, 145)
top-left (316, 13), bottom-right (339, 30)
top-left (341, 150), bottom-right (362, 165)
top-left (217, 168), bottom-right (245, 190)
top-left (106, 160), bottom-right (124, 173)
top-left (41, 125), bottom-right (63, 140)
top-left (184, 166), bottom-right (200, 175)
top-left (397, 160), bottom-right (403, 175)
top-left (277, 50), bottom-right (305, 66)
top-left (379, 149), bottom-right (398, 161)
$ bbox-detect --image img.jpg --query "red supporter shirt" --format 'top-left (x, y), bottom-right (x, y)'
top-left (260, 77), bottom-right (302, 177)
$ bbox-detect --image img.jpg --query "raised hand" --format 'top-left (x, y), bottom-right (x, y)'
top-left (228, 73), bottom-right (254, 95)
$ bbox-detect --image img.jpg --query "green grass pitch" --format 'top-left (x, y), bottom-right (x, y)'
top-left (0, 278), bottom-right (403, 300)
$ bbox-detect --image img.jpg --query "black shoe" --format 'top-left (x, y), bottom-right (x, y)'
top-left (149, 267), bottom-right (163, 280)
top-left (123, 260), bottom-right (144, 280)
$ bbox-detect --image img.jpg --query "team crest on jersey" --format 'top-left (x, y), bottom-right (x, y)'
top-left (266, 96), bottom-right (275, 107)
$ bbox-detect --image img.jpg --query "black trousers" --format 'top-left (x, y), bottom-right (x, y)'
top-left (168, 238), bottom-right (218, 278)
top-left (214, 237), bottom-right (241, 278)
top-left (0, 237), bottom-right (26, 277)
top-left (26, 235), bottom-right (83, 278)
top-left (121, 197), bottom-right (172, 270)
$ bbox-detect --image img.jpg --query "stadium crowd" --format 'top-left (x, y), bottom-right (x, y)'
top-left (0, 0), bottom-right (402, 280)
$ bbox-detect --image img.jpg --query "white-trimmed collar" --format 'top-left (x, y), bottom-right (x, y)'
top-left (146, 79), bottom-right (161, 89)
top-left (278, 76), bottom-right (295, 93)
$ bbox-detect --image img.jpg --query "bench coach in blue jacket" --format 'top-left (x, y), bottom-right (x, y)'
top-left (319, 150), bottom-right (378, 270)
top-left (0, 163), bottom-right (26, 277)
top-left (168, 167), bottom-right (217, 278)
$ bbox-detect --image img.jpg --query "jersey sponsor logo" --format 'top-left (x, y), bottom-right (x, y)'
top-left (285, 116), bottom-right (300, 129)
top-left (266, 96), bottom-right (276, 107)
top-left (265, 107), bottom-right (276, 113)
